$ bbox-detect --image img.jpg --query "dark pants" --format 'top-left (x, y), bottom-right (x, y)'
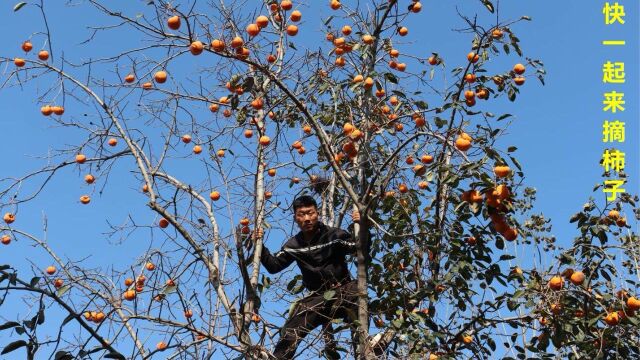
top-left (273, 280), bottom-right (359, 359)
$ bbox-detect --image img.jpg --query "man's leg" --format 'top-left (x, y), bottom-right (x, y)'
top-left (273, 293), bottom-right (329, 359)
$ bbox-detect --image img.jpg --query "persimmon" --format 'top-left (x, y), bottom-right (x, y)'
top-left (396, 63), bottom-right (406, 71)
top-left (607, 209), bottom-right (620, 219)
top-left (398, 26), bottom-right (408, 36)
top-left (494, 165), bottom-right (511, 178)
top-left (414, 115), bottom-right (426, 127)
top-left (502, 228), bottom-right (518, 241)
top-left (548, 276), bottom-right (563, 291)
top-left (259, 135), bottom-right (271, 146)
top-left (352, 74), bottom-right (364, 83)
top-left (142, 184), bottom-right (149, 193)
top-left (410, 2), bottom-right (422, 12)
top-left (4, 213), bottom-right (15, 224)
top-left (363, 77), bottom-right (374, 89)
top-left (52, 278), bottom-right (64, 289)
top-left (428, 55), bottom-right (438, 65)
top-left (362, 34), bottom-right (374, 44)
top-left (465, 97), bottom-right (476, 107)
top-left (167, 15), bottom-right (181, 30)
top-left (46, 266), bottom-right (56, 275)
top-left (290, 10), bottom-right (302, 21)
top-left (184, 309), bottom-right (193, 318)
top-left (80, 195), bottom-right (91, 204)
top-left (570, 271), bottom-right (585, 285)
top-left (124, 74), bottom-right (135, 83)
top-left (627, 297), bottom-right (640, 311)
top-left (330, 0), bottom-right (341, 10)
top-left (418, 181), bottom-right (428, 190)
top-left (286, 25), bottom-right (298, 36)
top-left (467, 52), bottom-right (479, 63)
top-left (455, 137), bottom-right (471, 151)
top-left (216, 149), bottom-right (225, 157)
top-left (398, 184), bottom-right (409, 193)
top-left (156, 341), bottom-right (168, 351)
top-left (230, 36), bottom-right (244, 49)
top-left (14, 58), bottom-right (26, 67)
top-left (41, 105), bottom-right (53, 116)
top-left (267, 54), bottom-right (277, 63)
top-left (513, 63), bottom-right (526, 75)
top-left (38, 50), bottom-right (49, 61)
top-left (514, 76), bottom-right (525, 86)
top-left (616, 217), bottom-right (627, 227)
top-left (251, 98), bottom-right (263, 109)
top-left (137, 275), bottom-right (146, 285)
top-left (145, 262), bottom-right (155, 271)
top-left (375, 89), bottom-right (385, 97)
top-left (211, 39), bottom-right (225, 52)
top-left (550, 303), bottom-right (562, 315)
top-left (413, 164), bottom-right (426, 176)
top-left (76, 154), bottom-right (87, 164)
top-left (604, 312), bottom-right (619, 326)
top-left (142, 82), bottom-right (153, 89)
top-left (190, 41), bottom-right (204, 55)
top-left (388, 60), bottom-right (397, 69)
top-left (244, 129), bottom-right (254, 138)
top-left (1, 235), bottom-right (11, 245)
top-left (303, 125), bottom-right (312, 134)
top-left (292, 177), bottom-right (300, 184)
top-left (420, 155), bottom-right (434, 164)
top-left (389, 49), bottom-right (399, 58)
top-left (180, 134), bottom-right (192, 144)
top-left (124, 278), bottom-right (134, 286)
top-left (193, 145), bottom-right (203, 154)
top-left (491, 28), bottom-right (503, 39)
top-left (154, 71), bottom-right (167, 83)
top-left (464, 73), bottom-right (476, 83)
top-left (52, 106), bottom-right (65, 115)
top-left (464, 90), bottom-right (475, 100)
top-left (95, 312), bottom-right (105, 322)
top-left (256, 15), bottom-right (269, 28)
top-left (476, 88), bottom-right (489, 99)
top-left (267, 168), bottom-right (276, 177)
top-left (107, 137), bottom-right (117, 146)
top-left (21, 41), bottom-right (33, 52)
top-left (159, 218), bottom-right (170, 228)
top-left (246, 23), bottom-right (260, 37)
top-left (462, 335), bottom-right (473, 344)
top-left (335, 57), bottom-right (346, 67)
top-left (280, 0), bottom-right (293, 10)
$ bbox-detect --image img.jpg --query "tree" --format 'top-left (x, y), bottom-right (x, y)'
top-left (1, 0), bottom-right (638, 359)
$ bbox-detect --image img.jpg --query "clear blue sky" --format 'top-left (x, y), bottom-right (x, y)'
top-left (0, 0), bottom-right (638, 358)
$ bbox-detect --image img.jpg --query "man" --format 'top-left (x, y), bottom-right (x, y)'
top-left (254, 195), bottom-right (364, 359)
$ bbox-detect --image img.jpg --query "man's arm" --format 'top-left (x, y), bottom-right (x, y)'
top-left (336, 210), bottom-right (371, 257)
top-left (260, 246), bottom-right (295, 274)
top-left (253, 228), bottom-right (295, 274)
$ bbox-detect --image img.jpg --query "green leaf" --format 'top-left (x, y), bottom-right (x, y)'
top-left (61, 313), bottom-right (75, 326)
top-left (57, 284), bottom-right (71, 297)
top-left (55, 351), bottom-right (74, 360)
top-left (0, 321), bottom-right (20, 331)
top-left (103, 353), bottom-right (126, 359)
top-left (30, 277), bottom-right (40, 287)
top-left (384, 72), bottom-right (398, 84)
top-left (323, 290), bottom-right (336, 300)
top-left (1, 340), bottom-right (27, 355)
top-left (480, 0), bottom-right (495, 13)
top-left (13, 2), bottom-right (27, 12)
top-left (414, 100), bottom-right (428, 110)
top-left (497, 114), bottom-right (512, 121)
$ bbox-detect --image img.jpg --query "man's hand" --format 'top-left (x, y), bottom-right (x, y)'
top-left (352, 209), bottom-right (360, 223)
top-left (252, 227), bottom-right (264, 242)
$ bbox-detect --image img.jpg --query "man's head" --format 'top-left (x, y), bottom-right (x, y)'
top-left (292, 195), bottom-right (319, 233)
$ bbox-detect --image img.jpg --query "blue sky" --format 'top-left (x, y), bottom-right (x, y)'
top-left (0, 0), bottom-right (638, 358)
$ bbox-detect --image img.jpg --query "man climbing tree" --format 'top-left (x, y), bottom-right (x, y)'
top-left (254, 195), bottom-right (365, 359)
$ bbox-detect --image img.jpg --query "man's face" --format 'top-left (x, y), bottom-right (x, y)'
top-left (294, 205), bottom-right (319, 233)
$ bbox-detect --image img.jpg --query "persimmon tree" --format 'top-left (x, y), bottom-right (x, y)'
top-left (1, 0), bottom-right (638, 359)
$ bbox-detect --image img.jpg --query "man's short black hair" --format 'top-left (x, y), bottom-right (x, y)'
top-left (292, 195), bottom-right (318, 212)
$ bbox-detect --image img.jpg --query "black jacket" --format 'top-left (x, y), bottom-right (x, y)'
top-left (261, 222), bottom-right (363, 292)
